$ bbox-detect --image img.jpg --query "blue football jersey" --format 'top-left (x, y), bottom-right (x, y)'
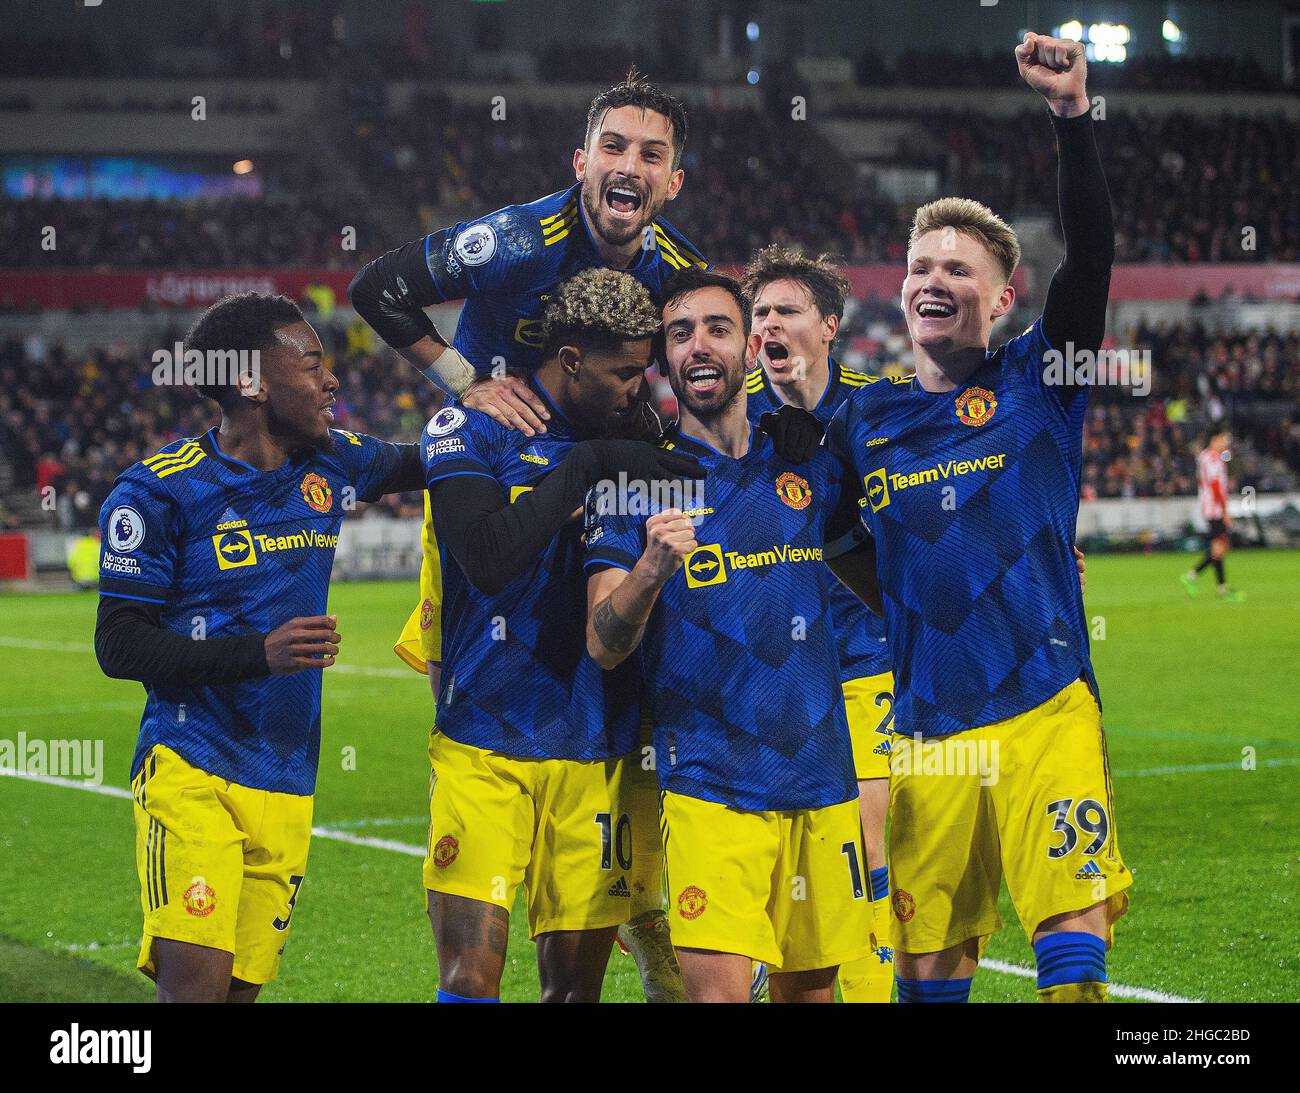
top-left (745, 358), bottom-right (892, 684)
top-left (426, 182), bottom-right (706, 372)
top-left (99, 428), bottom-right (404, 795)
top-left (824, 319), bottom-right (1098, 738)
top-left (585, 425), bottom-right (856, 812)
top-left (421, 382), bottom-right (642, 759)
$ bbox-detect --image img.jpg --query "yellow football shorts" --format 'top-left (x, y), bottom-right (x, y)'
top-left (424, 730), bottom-right (659, 937)
top-left (394, 492), bottom-right (443, 673)
top-left (131, 744), bottom-right (313, 985)
top-left (661, 790), bottom-right (873, 973)
top-left (843, 670), bottom-right (895, 782)
top-left (888, 679), bottom-right (1131, 954)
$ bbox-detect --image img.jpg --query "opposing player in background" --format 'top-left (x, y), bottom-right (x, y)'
top-left (348, 75), bottom-right (706, 997)
top-left (824, 33), bottom-right (1131, 1003)
top-left (1181, 430), bottom-right (1243, 600)
top-left (585, 268), bottom-right (880, 1002)
top-left (94, 294), bottom-right (426, 1001)
top-left (415, 270), bottom-right (701, 1002)
top-left (741, 246), bottom-right (895, 1003)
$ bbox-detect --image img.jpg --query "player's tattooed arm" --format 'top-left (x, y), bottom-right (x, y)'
top-left (592, 597), bottom-right (645, 659)
top-left (587, 510), bottom-right (697, 668)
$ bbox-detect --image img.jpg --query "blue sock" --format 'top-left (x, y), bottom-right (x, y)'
top-left (1033, 931), bottom-right (1107, 989)
top-left (896, 977), bottom-right (972, 1003)
top-left (869, 865), bottom-right (889, 902)
top-left (436, 988), bottom-right (500, 1003)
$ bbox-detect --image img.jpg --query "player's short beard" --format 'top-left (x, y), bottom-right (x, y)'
top-left (582, 178), bottom-right (661, 248)
top-left (673, 364), bottom-right (745, 424)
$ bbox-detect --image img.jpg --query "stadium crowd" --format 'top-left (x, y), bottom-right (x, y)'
top-left (6, 99), bottom-right (1299, 268)
top-left (3, 316), bottom-right (1296, 530)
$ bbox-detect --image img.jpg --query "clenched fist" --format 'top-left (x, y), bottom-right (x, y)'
top-left (641, 508), bottom-right (699, 583)
top-left (1016, 32), bottom-right (1089, 118)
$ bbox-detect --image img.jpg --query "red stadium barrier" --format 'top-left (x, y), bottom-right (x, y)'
top-left (0, 533), bottom-right (31, 581)
top-left (0, 264), bottom-right (1297, 311)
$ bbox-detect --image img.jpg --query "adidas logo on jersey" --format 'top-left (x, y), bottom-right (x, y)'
top-left (215, 507), bottom-right (248, 531)
top-left (607, 876), bottom-right (631, 898)
top-left (1075, 860), bottom-right (1103, 880)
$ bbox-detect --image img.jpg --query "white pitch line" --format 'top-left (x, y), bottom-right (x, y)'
top-left (0, 769), bottom-right (425, 857)
top-left (1117, 757), bottom-right (1300, 777)
top-left (0, 701), bottom-right (142, 719)
top-left (0, 636), bottom-right (93, 653)
top-left (979, 959), bottom-right (1199, 1003)
top-left (7, 770), bottom-right (1206, 1002)
top-left (316, 815), bottom-right (427, 830)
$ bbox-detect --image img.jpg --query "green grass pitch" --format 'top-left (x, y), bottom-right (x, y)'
top-left (1, 550), bottom-right (1296, 1002)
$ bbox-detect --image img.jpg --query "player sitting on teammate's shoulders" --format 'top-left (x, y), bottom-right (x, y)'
top-left (95, 293), bottom-right (426, 1002)
top-left (347, 71), bottom-right (706, 435)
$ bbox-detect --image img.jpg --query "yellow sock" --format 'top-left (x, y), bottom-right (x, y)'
top-left (838, 897), bottom-right (894, 1002)
top-left (1037, 981), bottom-right (1109, 1003)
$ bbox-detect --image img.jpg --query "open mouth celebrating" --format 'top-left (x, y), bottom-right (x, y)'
top-left (763, 341), bottom-right (791, 370)
top-left (604, 182), bottom-right (644, 221)
top-left (685, 363), bottom-right (724, 395)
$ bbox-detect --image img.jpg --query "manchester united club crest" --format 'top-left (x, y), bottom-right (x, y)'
top-left (892, 888), bottom-right (916, 923)
top-left (775, 471), bottom-right (812, 510)
top-left (677, 885), bottom-right (708, 920)
top-left (432, 835), bottom-right (459, 868)
top-left (419, 597), bottom-right (435, 631)
top-left (955, 386), bottom-right (997, 427)
top-left (300, 472), bottom-right (333, 513)
top-left (183, 879), bottom-right (218, 918)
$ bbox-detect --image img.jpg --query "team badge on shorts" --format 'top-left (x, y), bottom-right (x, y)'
top-left (300, 473), bottom-right (333, 513)
top-left (892, 888), bottom-right (915, 922)
top-left (183, 879), bottom-right (218, 918)
top-left (432, 835), bottom-right (459, 868)
top-left (677, 886), bottom-right (708, 920)
top-left (775, 471), bottom-right (812, 510)
top-left (419, 598), bottom-right (435, 631)
top-left (955, 386), bottom-right (998, 427)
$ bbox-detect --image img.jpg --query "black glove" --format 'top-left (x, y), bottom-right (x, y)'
top-left (586, 438), bottom-right (704, 484)
top-left (759, 405), bottom-right (825, 462)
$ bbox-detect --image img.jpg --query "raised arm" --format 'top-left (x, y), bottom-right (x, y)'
top-left (586, 509), bottom-right (696, 669)
top-left (1016, 32), bottom-right (1114, 362)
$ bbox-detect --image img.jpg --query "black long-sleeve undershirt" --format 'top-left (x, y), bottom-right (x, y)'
top-left (347, 234), bottom-right (445, 351)
top-left (430, 443), bottom-right (607, 597)
top-left (95, 596), bottom-right (269, 687)
top-left (95, 442), bottom-right (423, 687)
top-left (1041, 110), bottom-right (1114, 366)
top-left (382, 442), bottom-right (426, 496)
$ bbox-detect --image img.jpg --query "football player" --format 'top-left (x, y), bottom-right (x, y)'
top-left (95, 293), bottom-right (427, 1001)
